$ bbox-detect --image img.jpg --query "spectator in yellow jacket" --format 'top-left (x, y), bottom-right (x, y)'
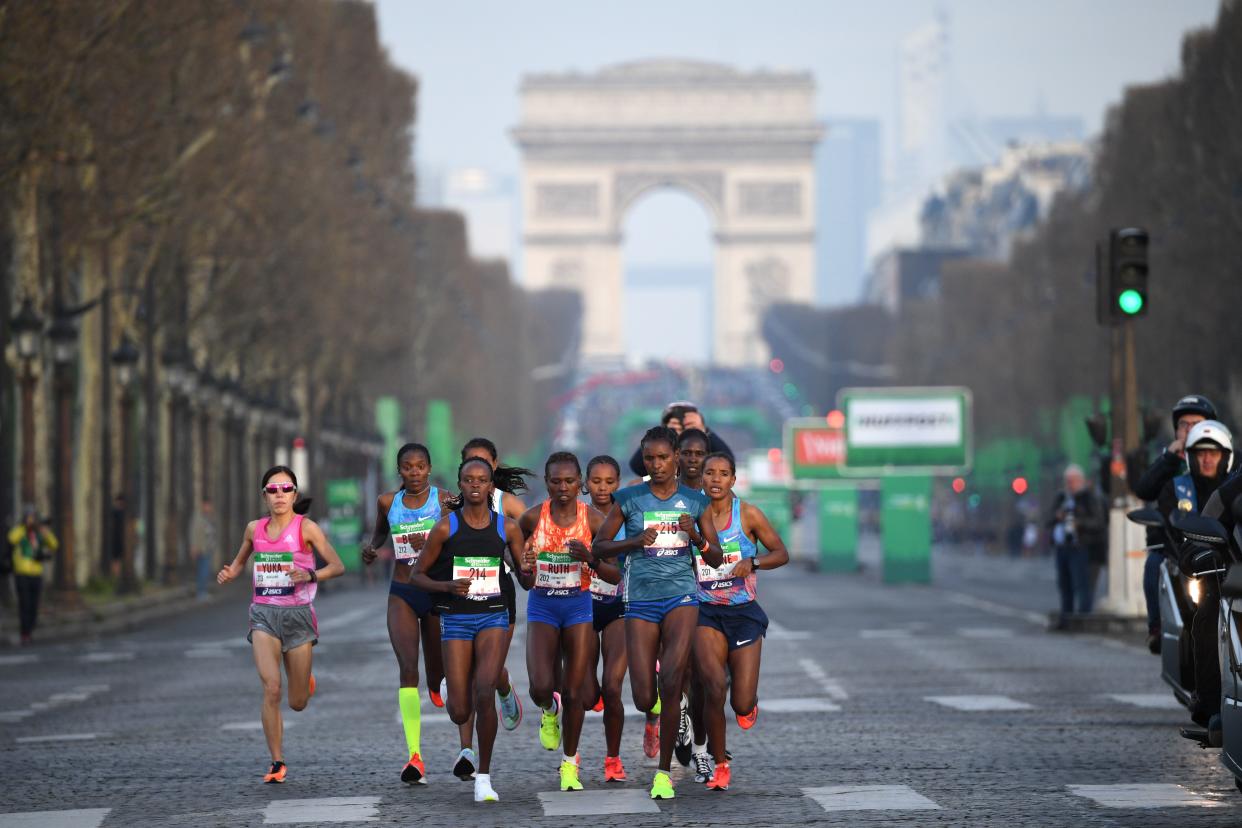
top-left (7, 506), bottom-right (57, 645)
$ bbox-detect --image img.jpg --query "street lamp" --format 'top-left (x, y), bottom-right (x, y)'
top-left (111, 335), bottom-right (140, 593)
top-left (10, 298), bottom-right (43, 506)
top-left (48, 312), bottom-right (80, 604)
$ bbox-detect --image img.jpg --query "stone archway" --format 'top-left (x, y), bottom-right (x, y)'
top-left (513, 60), bottom-right (823, 367)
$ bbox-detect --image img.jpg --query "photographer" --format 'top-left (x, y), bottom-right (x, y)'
top-left (1048, 465), bottom-right (1106, 620)
top-left (6, 505), bottom-right (57, 645)
top-left (627, 401), bottom-right (733, 478)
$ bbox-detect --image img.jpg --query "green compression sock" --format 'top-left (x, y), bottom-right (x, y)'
top-left (399, 687), bottom-right (421, 756)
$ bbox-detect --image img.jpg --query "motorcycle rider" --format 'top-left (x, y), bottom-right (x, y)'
top-left (1157, 420), bottom-right (1233, 726)
top-left (1131, 395), bottom-right (1217, 653)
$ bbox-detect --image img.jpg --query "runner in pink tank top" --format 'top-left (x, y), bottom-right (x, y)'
top-left (216, 465), bottom-right (345, 785)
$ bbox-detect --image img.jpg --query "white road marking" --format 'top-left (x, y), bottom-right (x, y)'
top-left (760, 697), bottom-right (841, 713)
top-left (925, 695), bottom-right (1033, 711)
top-left (1067, 783), bottom-right (1224, 808)
top-left (945, 592), bottom-right (1045, 625)
top-left (803, 784), bottom-right (941, 812)
top-left (767, 620), bottom-right (810, 640)
top-left (957, 627), bottom-right (1015, 638)
top-left (537, 789), bottom-right (659, 816)
top-left (48, 693), bottom-right (90, 703)
top-left (0, 654), bottom-right (39, 666)
top-left (15, 732), bottom-right (103, 743)
top-left (1107, 694), bottom-right (1183, 709)
top-left (79, 652), bottom-right (134, 663)
top-left (797, 658), bottom-right (849, 700)
top-left (860, 629), bottom-right (911, 639)
top-left (0, 710), bottom-right (33, 723)
top-left (221, 721), bottom-right (298, 731)
top-left (262, 797), bottom-right (381, 824)
top-left (0, 808), bottom-right (110, 828)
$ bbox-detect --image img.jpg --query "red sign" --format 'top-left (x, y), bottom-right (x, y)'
top-left (794, 428), bottom-right (845, 466)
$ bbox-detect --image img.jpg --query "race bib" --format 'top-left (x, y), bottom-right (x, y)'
top-left (587, 565), bottom-right (619, 598)
top-left (643, 510), bottom-right (689, 559)
top-left (696, 540), bottom-right (743, 586)
top-left (534, 551), bottom-right (583, 591)
top-left (393, 517), bottom-right (436, 564)
top-left (254, 551), bottom-right (295, 597)
top-left (452, 556), bottom-right (501, 599)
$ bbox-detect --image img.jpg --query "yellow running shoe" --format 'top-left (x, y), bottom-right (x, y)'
top-left (650, 770), bottom-right (675, 800)
top-left (539, 691), bottom-right (562, 751)
top-left (559, 759), bottom-right (583, 791)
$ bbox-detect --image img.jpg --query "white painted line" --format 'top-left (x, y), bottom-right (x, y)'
top-left (79, 652), bottom-right (134, 663)
top-left (316, 606), bottom-right (380, 633)
top-left (48, 693), bottom-right (90, 703)
top-left (0, 654), bottom-right (39, 666)
top-left (957, 627), bottom-right (1015, 638)
top-left (222, 721), bottom-right (297, 731)
top-left (767, 620), bottom-right (810, 640)
top-left (15, 733), bottom-right (103, 743)
top-left (1068, 783), bottom-right (1224, 808)
top-left (263, 797), bottom-right (381, 824)
top-left (804, 784), bottom-right (941, 812)
top-left (760, 697), bottom-right (841, 713)
top-left (925, 695), bottom-right (1033, 712)
top-left (28, 703), bottom-right (50, 711)
top-left (538, 789), bottom-right (659, 816)
top-left (945, 592), bottom-right (1045, 626)
top-left (798, 658), bottom-right (849, 700)
top-left (860, 629), bottom-right (911, 639)
top-left (0, 808), bottom-right (110, 828)
top-left (0, 710), bottom-right (34, 723)
top-left (1107, 694), bottom-right (1183, 710)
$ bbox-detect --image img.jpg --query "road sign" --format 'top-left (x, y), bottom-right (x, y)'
top-left (837, 387), bottom-right (972, 476)
top-left (784, 418), bottom-right (845, 481)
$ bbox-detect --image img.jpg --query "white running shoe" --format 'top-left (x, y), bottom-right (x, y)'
top-left (693, 749), bottom-right (713, 783)
top-left (474, 773), bottom-right (499, 802)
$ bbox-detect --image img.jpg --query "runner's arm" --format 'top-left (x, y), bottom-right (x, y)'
top-left (592, 502), bottom-right (650, 558)
top-left (217, 522), bottom-right (256, 583)
top-left (502, 492), bottom-right (526, 522)
top-left (742, 502), bottom-right (789, 572)
top-left (361, 493), bottom-right (393, 565)
top-left (514, 506), bottom-right (539, 589)
top-left (696, 509), bottom-right (725, 567)
top-left (410, 519), bottom-right (466, 594)
top-left (296, 519), bottom-right (346, 582)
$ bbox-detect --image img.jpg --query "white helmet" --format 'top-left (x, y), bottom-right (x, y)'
top-left (1186, 419), bottom-right (1233, 474)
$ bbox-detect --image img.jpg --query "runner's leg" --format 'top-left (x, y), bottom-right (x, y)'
top-left (388, 596), bottom-right (423, 758)
top-left (560, 621), bottom-right (593, 759)
top-left (694, 625), bottom-right (730, 763)
top-left (601, 620), bottom-right (628, 758)
top-left (472, 627), bottom-right (507, 774)
top-left (252, 632), bottom-right (286, 762)
top-left (283, 642), bottom-right (313, 711)
top-left (655, 605), bottom-right (697, 773)
top-left (727, 638), bottom-right (763, 719)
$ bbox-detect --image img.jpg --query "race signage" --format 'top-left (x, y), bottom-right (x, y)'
top-left (837, 387), bottom-right (971, 475)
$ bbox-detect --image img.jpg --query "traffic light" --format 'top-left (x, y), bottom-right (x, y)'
top-left (1106, 227), bottom-right (1149, 321)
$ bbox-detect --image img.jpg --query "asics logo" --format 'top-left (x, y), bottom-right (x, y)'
top-left (735, 639), bottom-right (752, 647)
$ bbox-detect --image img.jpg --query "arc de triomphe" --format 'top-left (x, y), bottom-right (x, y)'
top-left (512, 60), bottom-right (823, 367)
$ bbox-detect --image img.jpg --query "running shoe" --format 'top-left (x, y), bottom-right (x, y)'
top-left (642, 719), bottom-right (659, 758)
top-left (604, 755), bottom-right (627, 782)
top-left (401, 752), bottom-right (426, 785)
top-left (650, 770), bottom-right (675, 800)
top-left (650, 690), bottom-right (661, 716)
top-left (559, 759), bottom-right (584, 791)
top-left (308, 674), bottom-right (316, 698)
top-left (263, 761), bottom-right (287, 784)
top-left (706, 761), bottom-right (730, 791)
top-left (429, 678), bottom-right (445, 708)
top-left (473, 773), bottom-right (499, 802)
top-left (736, 704), bottom-right (758, 730)
top-left (499, 686), bottom-right (523, 731)
top-left (674, 695), bottom-right (693, 766)
top-left (693, 750), bottom-right (713, 783)
top-left (591, 693), bottom-right (604, 713)
top-left (540, 691), bottom-right (562, 750)
top-left (453, 747), bottom-right (476, 780)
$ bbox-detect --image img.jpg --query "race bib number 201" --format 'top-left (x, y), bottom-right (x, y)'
top-left (453, 556), bottom-right (501, 599)
top-left (643, 510), bottom-right (689, 558)
top-left (696, 540), bottom-right (743, 586)
top-left (254, 551), bottom-right (294, 596)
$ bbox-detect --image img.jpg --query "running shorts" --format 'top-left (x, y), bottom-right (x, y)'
top-left (624, 593), bottom-right (698, 624)
top-left (389, 580), bottom-right (434, 618)
top-left (527, 589), bottom-right (593, 629)
top-left (697, 601), bottom-right (769, 651)
top-left (248, 603), bottom-right (318, 652)
top-left (592, 597), bottom-right (625, 633)
top-left (441, 610), bottom-right (509, 641)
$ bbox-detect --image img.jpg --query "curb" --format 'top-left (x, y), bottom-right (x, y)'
top-left (0, 585), bottom-right (218, 648)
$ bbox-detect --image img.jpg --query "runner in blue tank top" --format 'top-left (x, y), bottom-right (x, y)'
top-left (592, 426), bottom-right (724, 800)
top-left (692, 451), bottom-right (789, 792)
top-left (361, 443), bottom-right (462, 785)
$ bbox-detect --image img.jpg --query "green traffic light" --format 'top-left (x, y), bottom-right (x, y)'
top-left (1117, 289), bottom-right (1144, 315)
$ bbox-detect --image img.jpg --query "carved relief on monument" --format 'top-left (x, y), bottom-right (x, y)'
top-left (536, 183), bottom-right (600, 218)
top-left (737, 181), bottom-right (802, 217)
top-left (550, 257), bottom-right (585, 288)
top-left (614, 171), bottom-right (724, 219)
top-left (745, 256), bottom-right (791, 308)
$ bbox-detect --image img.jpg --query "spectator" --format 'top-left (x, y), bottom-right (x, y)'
top-left (7, 505), bottom-right (57, 645)
top-left (627, 401), bottom-right (733, 478)
top-left (189, 496), bottom-right (220, 602)
top-left (1048, 465), bottom-right (1106, 622)
top-left (109, 494), bottom-right (127, 580)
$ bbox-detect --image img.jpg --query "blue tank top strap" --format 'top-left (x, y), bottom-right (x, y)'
top-left (496, 511), bottom-right (505, 540)
top-left (449, 511), bottom-right (459, 536)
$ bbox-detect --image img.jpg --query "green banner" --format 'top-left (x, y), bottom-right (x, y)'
top-left (749, 485), bottom-right (792, 542)
top-left (817, 484), bottom-right (858, 573)
top-left (880, 475), bottom-right (932, 584)
top-left (326, 478), bottom-right (362, 571)
top-left (839, 387), bottom-right (972, 475)
top-left (375, 396), bottom-right (402, 470)
top-left (426, 399), bottom-right (454, 483)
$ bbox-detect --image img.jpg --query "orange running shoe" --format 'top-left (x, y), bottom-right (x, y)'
top-left (643, 720), bottom-right (659, 758)
top-left (604, 755), bottom-right (627, 782)
top-left (263, 761), bottom-right (287, 784)
top-left (736, 704), bottom-right (758, 730)
top-left (707, 761), bottom-right (730, 791)
top-left (429, 678), bottom-right (445, 708)
top-left (308, 674), bottom-right (316, 698)
top-left (401, 752), bottom-right (426, 785)
top-left (592, 693), bottom-right (604, 713)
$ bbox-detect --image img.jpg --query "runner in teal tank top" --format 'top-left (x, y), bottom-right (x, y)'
top-left (592, 426), bottom-right (724, 801)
